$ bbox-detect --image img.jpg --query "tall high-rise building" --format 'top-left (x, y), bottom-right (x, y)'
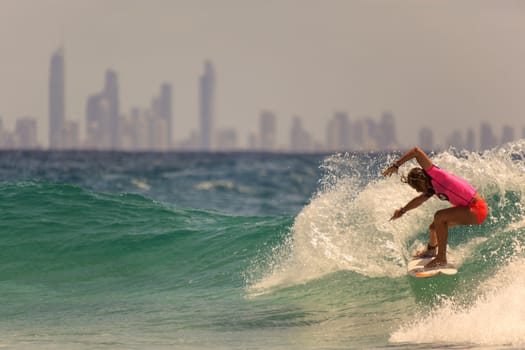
top-left (364, 118), bottom-right (379, 151)
top-left (378, 112), bottom-right (397, 150)
top-left (61, 121), bottom-right (79, 149)
top-left (15, 117), bottom-right (38, 149)
top-left (104, 70), bottom-right (120, 150)
top-left (129, 108), bottom-right (149, 151)
top-left (419, 127), bottom-right (434, 151)
top-left (501, 125), bottom-right (514, 145)
top-left (149, 115), bottom-right (169, 151)
top-left (84, 70), bottom-right (120, 150)
top-left (480, 122), bottom-right (497, 150)
top-left (446, 129), bottom-right (465, 150)
top-left (326, 112), bottom-right (350, 152)
top-left (259, 110), bottom-right (276, 151)
top-left (159, 84), bottom-right (173, 148)
top-left (49, 48), bottom-right (65, 149)
top-left (0, 116), bottom-right (14, 149)
top-left (199, 61), bottom-right (215, 151)
top-left (85, 93), bottom-right (110, 149)
top-left (350, 119), bottom-right (365, 151)
top-left (216, 128), bottom-right (238, 151)
top-left (466, 128), bottom-right (476, 151)
top-left (290, 116), bottom-right (312, 153)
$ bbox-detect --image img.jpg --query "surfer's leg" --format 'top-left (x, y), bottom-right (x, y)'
top-left (414, 223), bottom-right (438, 258)
top-left (428, 222), bottom-right (438, 247)
top-left (425, 206), bottom-right (478, 268)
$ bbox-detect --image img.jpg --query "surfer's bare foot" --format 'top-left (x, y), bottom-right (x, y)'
top-left (425, 258), bottom-right (447, 268)
top-left (413, 245), bottom-right (437, 258)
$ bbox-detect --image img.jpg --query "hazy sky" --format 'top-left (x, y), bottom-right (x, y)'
top-left (1, 0), bottom-right (524, 148)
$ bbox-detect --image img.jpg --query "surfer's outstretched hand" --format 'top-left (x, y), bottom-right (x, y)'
top-left (382, 164), bottom-right (398, 177)
top-left (389, 208), bottom-right (404, 221)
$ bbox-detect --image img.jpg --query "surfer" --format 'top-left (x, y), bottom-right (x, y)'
top-left (382, 147), bottom-right (488, 268)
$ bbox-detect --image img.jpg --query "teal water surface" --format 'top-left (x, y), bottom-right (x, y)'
top-left (1, 144), bottom-right (524, 349)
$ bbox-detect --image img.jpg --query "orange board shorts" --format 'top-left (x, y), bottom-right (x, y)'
top-left (469, 198), bottom-right (488, 225)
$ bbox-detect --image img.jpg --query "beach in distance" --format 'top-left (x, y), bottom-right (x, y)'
top-left (1, 142), bottom-right (525, 349)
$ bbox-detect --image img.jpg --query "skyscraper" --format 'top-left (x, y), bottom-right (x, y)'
top-left (501, 125), bottom-right (514, 145)
top-left (216, 128), bottom-right (238, 151)
top-left (85, 93), bottom-right (110, 149)
top-left (199, 61), bottom-right (215, 151)
top-left (480, 122), bottom-right (497, 150)
top-left (0, 116), bottom-right (15, 149)
top-left (15, 117), bottom-right (38, 149)
top-left (259, 110), bottom-right (276, 151)
top-left (466, 128), bottom-right (476, 151)
top-left (325, 111), bottom-right (350, 151)
top-left (61, 121), bottom-right (79, 149)
top-left (419, 127), bottom-right (434, 151)
top-left (159, 84), bottom-right (173, 148)
top-left (49, 48), bottom-right (65, 149)
top-left (446, 129), bottom-right (465, 150)
top-left (290, 116), bottom-right (312, 152)
top-left (378, 112), bottom-right (397, 150)
top-left (104, 70), bottom-right (120, 150)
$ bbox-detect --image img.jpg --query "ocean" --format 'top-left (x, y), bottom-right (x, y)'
top-left (1, 142), bottom-right (524, 349)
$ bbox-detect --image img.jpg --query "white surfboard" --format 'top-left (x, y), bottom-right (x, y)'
top-left (407, 257), bottom-right (457, 278)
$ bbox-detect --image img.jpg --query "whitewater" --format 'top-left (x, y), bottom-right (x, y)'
top-left (0, 142), bottom-right (524, 349)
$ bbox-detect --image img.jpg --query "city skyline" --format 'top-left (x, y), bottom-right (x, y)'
top-left (1, 47), bottom-right (524, 152)
top-left (1, 1), bottom-right (524, 149)
top-left (3, 109), bottom-right (524, 153)
top-left (8, 51), bottom-right (524, 152)
top-left (1, 47), bottom-right (523, 153)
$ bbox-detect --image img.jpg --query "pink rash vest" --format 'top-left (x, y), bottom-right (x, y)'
top-left (425, 165), bottom-right (477, 207)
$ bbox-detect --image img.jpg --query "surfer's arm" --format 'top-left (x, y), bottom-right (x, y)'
top-left (390, 194), bottom-right (430, 221)
top-left (382, 147), bottom-right (433, 176)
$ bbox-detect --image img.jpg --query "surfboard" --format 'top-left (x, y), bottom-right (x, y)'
top-left (407, 257), bottom-right (457, 278)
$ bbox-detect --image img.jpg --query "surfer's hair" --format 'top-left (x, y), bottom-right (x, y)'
top-left (402, 167), bottom-right (431, 192)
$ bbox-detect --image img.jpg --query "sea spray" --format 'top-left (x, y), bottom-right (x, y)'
top-left (390, 253), bottom-right (525, 347)
top-left (248, 153), bottom-right (421, 295)
top-left (249, 144), bottom-right (525, 296)
top-left (1, 147), bottom-right (524, 349)
top-left (390, 142), bottom-right (525, 347)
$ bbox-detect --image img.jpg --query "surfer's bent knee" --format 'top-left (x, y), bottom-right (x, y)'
top-left (433, 210), bottom-right (448, 226)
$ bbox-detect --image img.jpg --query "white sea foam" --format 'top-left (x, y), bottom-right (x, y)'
top-left (131, 178), bottom-right (151, 191)
top-left (195, 180), bottom-right (254, 194)
top-left (249, 144), bottom-right (525, 295)
top-left (248, 154), bottom-right (424, 294)
top-left (390, 254), bottom-right (525, 347)
top-left (387, 142), bottom-right (525, 347)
